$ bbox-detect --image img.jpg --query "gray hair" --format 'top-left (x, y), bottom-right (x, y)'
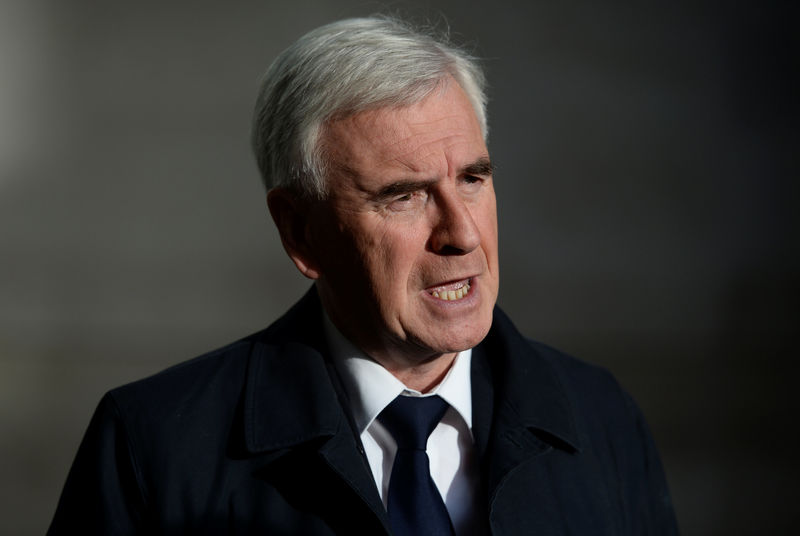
top-left (251, 16), bottom-right (488, 199)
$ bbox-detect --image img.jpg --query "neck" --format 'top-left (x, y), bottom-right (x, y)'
top-left (375, 352), bottom-right (457, 393)
top-left (319, 300), bottom-right (459, 392)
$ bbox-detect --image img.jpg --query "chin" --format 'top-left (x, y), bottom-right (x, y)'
top-left (427, 320), bottom-right (493, 355)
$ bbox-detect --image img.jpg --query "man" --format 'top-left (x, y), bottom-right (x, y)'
top-left (49, 16), bottom-right (679, 535)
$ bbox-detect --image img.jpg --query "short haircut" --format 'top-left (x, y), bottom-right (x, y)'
top-left (251, 16), bottom-right (488, 199)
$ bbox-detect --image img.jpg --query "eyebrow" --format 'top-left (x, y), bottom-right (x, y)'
top-left (371, 179), bottom-right (434, 201)
top-left (463, 156), bottom-right (493, 177)
top-left (372, 157), bottom-right (493, 200)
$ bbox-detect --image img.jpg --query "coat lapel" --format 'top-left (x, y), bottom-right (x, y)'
top-left (237, 291), bottom-right (585, 534)
top-left (241, 289), bottom-right (391, 534)
top-left (473, 306), bottom-right (583, 532)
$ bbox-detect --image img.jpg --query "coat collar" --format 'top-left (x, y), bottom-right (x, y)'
top-left (480, 305), bottom-right (582, 453)
top-left (471, 305), bottom-right (582, 505)
top-left (243, 287), bottom-right (344, 453)
top-left (240, 288), bottom-right (582, 518)
top-left (241, 288), bottom-right (581, 456)
top-left (241, 288), bottom-right (392, 533)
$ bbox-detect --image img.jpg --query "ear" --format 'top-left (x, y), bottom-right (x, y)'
top-left (267, 188), bottom-right (322, 280)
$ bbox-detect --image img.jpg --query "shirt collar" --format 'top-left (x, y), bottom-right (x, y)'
top-left (322, 310), bottom-right (473, 434)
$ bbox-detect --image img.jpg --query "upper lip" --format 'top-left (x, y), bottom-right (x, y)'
top-left (424, 275), bottom-right (476, 291)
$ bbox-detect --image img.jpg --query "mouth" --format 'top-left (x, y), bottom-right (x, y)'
top-left (426, 277), bottom-right (473, 301)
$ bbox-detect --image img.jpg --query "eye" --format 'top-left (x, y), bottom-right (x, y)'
top-left (387, 190), bottom-right (427, 211)
top-left (460, 174), bottom-right (485, 192)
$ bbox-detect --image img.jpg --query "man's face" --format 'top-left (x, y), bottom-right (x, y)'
top-left (307, 81), bottom-right (499, 365)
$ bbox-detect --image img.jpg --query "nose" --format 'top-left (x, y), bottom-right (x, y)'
top-left (429, 189), bottom-right (481, 255)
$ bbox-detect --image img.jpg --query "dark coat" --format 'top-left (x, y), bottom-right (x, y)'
top-left (48, 289), bottom-right (679, 535)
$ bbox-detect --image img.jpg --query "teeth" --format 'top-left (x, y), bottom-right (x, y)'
top-left (431, 282), bottom-right (470, 301)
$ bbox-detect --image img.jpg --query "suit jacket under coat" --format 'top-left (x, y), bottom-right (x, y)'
top-left (49, 289), bottom-right (679, 535)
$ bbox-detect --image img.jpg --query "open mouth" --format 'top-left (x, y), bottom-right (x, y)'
top-left (427, 278), bottom-right (472, 301)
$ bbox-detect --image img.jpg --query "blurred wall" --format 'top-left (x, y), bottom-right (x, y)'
top-left (1, 1), bottom-right (796, 534)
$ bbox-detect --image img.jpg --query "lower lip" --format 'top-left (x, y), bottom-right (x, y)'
top-left (422, 278), bottom-right (479, 309)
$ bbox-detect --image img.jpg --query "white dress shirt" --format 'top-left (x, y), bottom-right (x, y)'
top-left (323, 312), bottom-right (482, 536)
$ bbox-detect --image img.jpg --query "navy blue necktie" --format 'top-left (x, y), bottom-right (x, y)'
top-left (378, 395), bottom-right (455, 536)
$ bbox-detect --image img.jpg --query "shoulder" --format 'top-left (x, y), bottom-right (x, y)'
top-left (483, 309), bottom-right (679, 532)
top-left (83, 333), bottom-right (265, 473)
top-left (99, 288), bottom-right (327, 446)
top-left (511, 331), bottom-right (661, 482)
top-left (525, 337), bottom-right (633, 416)
top-left (488, 306), bottom-right (630, 411)
top-left (486, 306), bottom-right (646, 444)
top-left (526, 337), bottom-right (618, 387)
top-left (107, 334), bottom-right (258, 415)
top-left (106, 286), bottom-right (325, 410)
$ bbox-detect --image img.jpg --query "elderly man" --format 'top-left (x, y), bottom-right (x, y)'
top-left (49, 16), bottom-right (679, 535)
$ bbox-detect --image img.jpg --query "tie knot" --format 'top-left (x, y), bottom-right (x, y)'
top-left (378, 395), bottom-right (449, 450)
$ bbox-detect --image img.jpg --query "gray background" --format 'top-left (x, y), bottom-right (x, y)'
top-left (1, 1), bottom-right (797, 534)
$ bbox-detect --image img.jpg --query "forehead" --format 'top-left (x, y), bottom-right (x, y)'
top-left (321, 83), bottom-right (487, 184)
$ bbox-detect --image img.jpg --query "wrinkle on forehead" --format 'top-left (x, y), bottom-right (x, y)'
top-left (320, 81), bottom-right (486, 192)
top-left (331, 115), bottom-right (481, 164)
top-left (391, 134), bottom-right (481, 178)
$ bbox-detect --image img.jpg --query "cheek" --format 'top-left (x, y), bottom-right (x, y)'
top-left (343, 224), bottom-right (397, 289)
top-left (473, 199), bottom-right (497, 245)
top-left (362, 227), bottom-right (426, 293)
top-left (483, 198), bottom-right (499, 250)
